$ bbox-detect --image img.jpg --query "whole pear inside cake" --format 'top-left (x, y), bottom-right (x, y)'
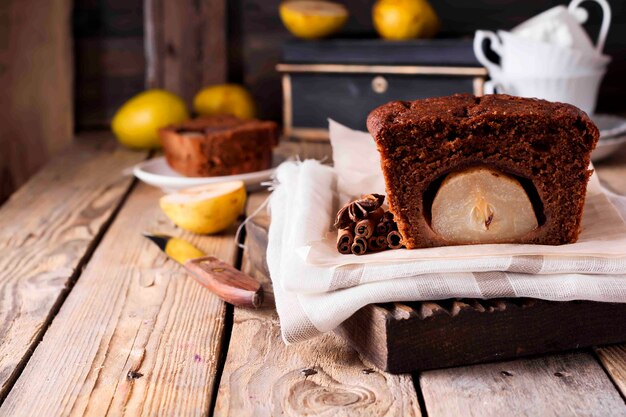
top-left (431, 167), bottom-right (538, 244)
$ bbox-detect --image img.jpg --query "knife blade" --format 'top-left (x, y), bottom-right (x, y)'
top-left (143, 233), bottom-right (263, 308)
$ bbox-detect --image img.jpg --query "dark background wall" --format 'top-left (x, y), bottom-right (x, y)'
top-left (73, 0), bottom-right (145, 129)
top-left (73, 0), bottom-right (626, 129)
top-left (0, 0), bottom-right (73, 204)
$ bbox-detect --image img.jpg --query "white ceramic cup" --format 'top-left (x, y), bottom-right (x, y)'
top-left (484, 69), bottom-right (606, 115)
top-left (511, 0), bottom-right (611, 54)
top-left (474, 30), bottom-right (611, 76)
top-left (473, 0), bottom-right (611, 76)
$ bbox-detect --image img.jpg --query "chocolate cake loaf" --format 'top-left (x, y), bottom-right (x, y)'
top-left (160, 115), bottom-right (279, 177)
top-left (367, 94), bottom-right (599, 249)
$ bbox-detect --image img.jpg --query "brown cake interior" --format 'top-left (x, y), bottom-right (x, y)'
top-left (367, 94), bottom-right (599, 249)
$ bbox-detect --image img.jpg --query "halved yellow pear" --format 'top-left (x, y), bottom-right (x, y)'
top-left (160, 181), bottom-right (246, 235)
top-left (431, 167), bottom-right (538, 244)
top-left (279, 1), bottom-right (349, 39)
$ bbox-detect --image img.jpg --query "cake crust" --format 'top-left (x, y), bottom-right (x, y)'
top-left (367, 94), bottom-right (599, 248)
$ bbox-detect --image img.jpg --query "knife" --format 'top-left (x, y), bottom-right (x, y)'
top-left (143, 233), bottom-right (263, 308)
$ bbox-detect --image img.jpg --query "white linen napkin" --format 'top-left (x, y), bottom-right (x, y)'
top-left (266, 121), bottom-right (626, 344)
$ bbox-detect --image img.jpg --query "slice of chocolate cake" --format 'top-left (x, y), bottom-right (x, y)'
top-left (160, 115), bottom-right (279, 177)
top-left (366, 94), bottom-right (599, 249)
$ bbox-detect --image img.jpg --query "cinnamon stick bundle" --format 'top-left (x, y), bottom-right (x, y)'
top-left (335, 194), bottom-right (405, 255)
top-left (335, 194), bottom-right (385, 229)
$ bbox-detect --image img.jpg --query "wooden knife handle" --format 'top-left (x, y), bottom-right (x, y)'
top-left (183, 256), bottom-right (263, 308)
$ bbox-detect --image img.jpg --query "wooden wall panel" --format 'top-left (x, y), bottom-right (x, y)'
top-left (145, 0), bottom-right (228, 105)
top-left (74, 37), bottom-right (145, 128)
top-left (237, 0), bottom-right (287, 122)
top-left (74, 0), bottom-right (145, 129)
top-left (202, 0), bottom-right (228, 86)
top-left (0, 0), bottom-right (73, 204)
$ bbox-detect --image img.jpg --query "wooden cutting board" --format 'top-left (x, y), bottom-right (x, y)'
top-left (245, 207), bottom-right (626, 374)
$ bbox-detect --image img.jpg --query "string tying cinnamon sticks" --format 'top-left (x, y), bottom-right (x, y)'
top-left (335, 194), bottom-right (405, 255)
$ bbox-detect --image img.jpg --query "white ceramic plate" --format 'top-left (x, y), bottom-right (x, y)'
top-left (592, 135), bottom-right (626, 162)
top-left (133, 156), bottom-right (284, 193)
top-left (591, 114), bottom-right (626, 162)
top-left (594, 113), bottom-right (626, 139)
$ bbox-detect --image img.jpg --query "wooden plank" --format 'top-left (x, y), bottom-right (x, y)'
top-left (200, 0), bottom-right (227, 86)
top-left (276, 63), bottom-right (487, 76)
top-left (420, 353), bottom-right (626, 417)
top-left (160, 0), bottom-right (202, 104)
top-left (239, 0), bottom-right (285, 120)
top-left (0, 135), bottom-right (146, 399)
top-left (76, 38), bottom-right (145, 79)
top-left (0, 0), bottom-right (73, 202)
top-left (144, 0), bottom-right (163, 88)
top-left (213, 191), bottom-right (422, 417)
top-left (595, 345), bottom-right (626, 396)
top-left (0, 182), bottom-right (237, 415)
top-left (73, 0), bottom-right (144, 38)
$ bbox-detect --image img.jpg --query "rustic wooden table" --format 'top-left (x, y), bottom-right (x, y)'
top-left (0, 133), bottom-right (625, 416)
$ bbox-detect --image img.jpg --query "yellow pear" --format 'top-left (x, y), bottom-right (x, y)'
top-left (193, 84), bottom-right (257, 120)
top-left (373, 0), bottom-right (440, 40)
top-left (279, 1), bottom-right (349, 40)
top-left (112, 89), bottom-right (189, 149)
top-left (160, 181), bottom-right (247, 235)
top-left (431, 167), bottom-right (538, 244)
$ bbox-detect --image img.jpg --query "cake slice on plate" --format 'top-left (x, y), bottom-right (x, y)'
top-left (160, 115), bottom-right (279, 177)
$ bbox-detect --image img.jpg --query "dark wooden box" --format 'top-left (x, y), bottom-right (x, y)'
top-left (278, 38), bottom-right (487, 140)
top-left (336, 299), bottom-right (626, 373)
